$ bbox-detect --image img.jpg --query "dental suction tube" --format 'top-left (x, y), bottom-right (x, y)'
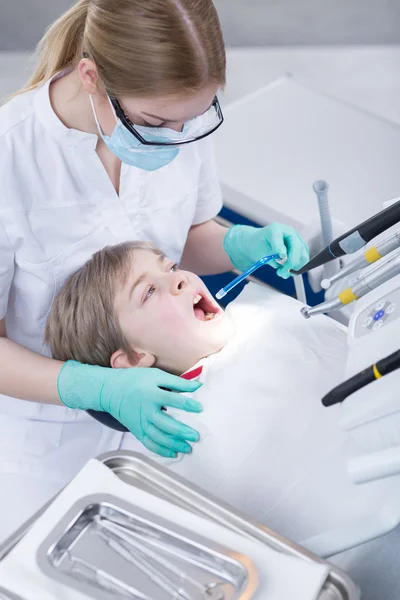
top-left (291, 199), bottom-right (400, 276)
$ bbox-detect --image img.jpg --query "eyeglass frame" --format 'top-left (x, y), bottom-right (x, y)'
top-left (110, 96), bottom-right (224, 147)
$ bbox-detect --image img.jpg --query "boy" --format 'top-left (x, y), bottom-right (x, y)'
top-left (46, 241), bottom-right (235, 375)
top-left (45, 241), bottom-right (383, 558)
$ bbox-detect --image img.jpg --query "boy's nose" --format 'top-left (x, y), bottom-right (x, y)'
top-left (169, 271), bottom-right (188, 295)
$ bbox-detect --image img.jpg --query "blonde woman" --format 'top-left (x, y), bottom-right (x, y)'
top-left (0, 0), bottom-right (309, 538)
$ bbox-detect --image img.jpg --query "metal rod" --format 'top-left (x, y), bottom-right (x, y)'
top-left (97, 523), bottom-right (191, 599)
top-left (321, 230), bottom-right (400, 290)
top-left (313, 180), bottom-right (339, 281)
top-left (69, 553), bottom-right (148, 599)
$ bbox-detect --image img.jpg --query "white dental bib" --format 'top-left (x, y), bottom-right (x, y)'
top-left (121, 283), bottom-right (380, 555)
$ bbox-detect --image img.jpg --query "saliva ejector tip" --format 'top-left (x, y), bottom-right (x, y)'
top-left (215, 289), bottom-right (226, 300)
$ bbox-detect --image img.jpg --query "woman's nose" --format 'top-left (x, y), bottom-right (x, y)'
top-left (169, 271), bottom-right (187, 294)
top-left (168, 121), bottom-right (185, 133)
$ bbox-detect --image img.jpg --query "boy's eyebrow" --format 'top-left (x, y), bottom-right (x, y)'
top-left (128, 254), bottom-right (166, 300)
top-left (128, 272), bottom-right (147, 301)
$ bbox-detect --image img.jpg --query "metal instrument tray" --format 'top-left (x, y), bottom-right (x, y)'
top-left (0, 587), bottom-right (25, 600)
top-left (0, 450), bottom-right (360, 600)
top-left (36, 493), bottom-right (257, 599)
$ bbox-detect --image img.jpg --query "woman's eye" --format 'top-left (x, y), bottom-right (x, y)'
top-left (144, 286), bottom-right (155, 302)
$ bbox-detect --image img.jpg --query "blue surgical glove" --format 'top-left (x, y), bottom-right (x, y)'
top-left (57, 361), bottom-right (203, 458)
top-left (223, 223), bottom-right (310, 279)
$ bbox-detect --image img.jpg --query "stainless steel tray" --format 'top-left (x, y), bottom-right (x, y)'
top-left (36, 493), bottom-right (258, 600)
top-left (0, 450), bottom-right (360, 600)
top-left (0, 587), bottom-right (25, 600)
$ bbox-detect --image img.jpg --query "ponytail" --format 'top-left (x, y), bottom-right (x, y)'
top-left (16, 0), bottom-right (90, 95)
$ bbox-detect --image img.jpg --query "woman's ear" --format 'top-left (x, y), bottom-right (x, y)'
top-left (78, 58), bottom-right (101, 95)
top-left (110, 348), bottom-right (156, 369)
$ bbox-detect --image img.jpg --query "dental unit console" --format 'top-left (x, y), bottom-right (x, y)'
top-left (302, 193), bottom-right (400, 549)
top-left (326, 264), bottom-right (400, 515)
top-left (292, 185), bottom-right (400, 554)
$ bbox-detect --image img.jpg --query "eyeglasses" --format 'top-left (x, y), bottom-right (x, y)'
top-left (110, 96), bottom-right (224, 147)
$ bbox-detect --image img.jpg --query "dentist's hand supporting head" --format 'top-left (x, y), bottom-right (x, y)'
top-left (223, 223), bottom-right (310, 279)
top-left (58, 361), bottom-right (202, 458)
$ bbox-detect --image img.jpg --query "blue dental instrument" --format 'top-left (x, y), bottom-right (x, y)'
top-left (215, 253), bottom-right (281, 300)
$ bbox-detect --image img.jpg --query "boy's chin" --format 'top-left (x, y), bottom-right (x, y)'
top-left (215, 314), bottom-right (235, 345)
top-left (158, 317), bottom-right (236, 374)
top-left (225, 315), bottom-right (236, 338)
top-left (201, 314), bottom-right (235, 355)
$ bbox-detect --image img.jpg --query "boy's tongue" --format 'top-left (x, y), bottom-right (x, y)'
top-left (194, 306), bottom-right (206, 321)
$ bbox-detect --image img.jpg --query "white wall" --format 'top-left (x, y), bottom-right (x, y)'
top-left (0, 0), bottom-right (399, 51)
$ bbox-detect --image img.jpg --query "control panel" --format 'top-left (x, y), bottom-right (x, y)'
top-left (354, 290), bottom-right (400, 338)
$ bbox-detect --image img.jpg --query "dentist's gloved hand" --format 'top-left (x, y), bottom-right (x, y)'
top-left (223, 223), bottom-right (309, 279)
top-left (57, 361), bottom-right (203, 458)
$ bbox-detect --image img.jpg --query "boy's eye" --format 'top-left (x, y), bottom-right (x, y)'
top-left (144, 286), bottom-right (155, 302)
top-left (170, 263), bottom-right (179, 272)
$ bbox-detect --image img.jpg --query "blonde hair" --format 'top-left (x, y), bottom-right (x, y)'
top-left (17, 0), bottom-right (226, 98)
top-left (45, 241), bottom-right (165, 367)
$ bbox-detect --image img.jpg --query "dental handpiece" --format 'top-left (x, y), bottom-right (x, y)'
top-left (321, 230), bottom-right (400, 290)
top-left (301, 250), bottom-right (400, 319)
top-left (291, 199), bottom-right (400, 276)
top-left (322, 349), bottom-right (400, 407)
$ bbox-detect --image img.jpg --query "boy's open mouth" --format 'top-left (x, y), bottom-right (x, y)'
top-left (193, 293), bottom-right (219, 321)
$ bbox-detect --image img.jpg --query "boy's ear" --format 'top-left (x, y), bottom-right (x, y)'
top-left (110, 348), bottom-right (156, 369)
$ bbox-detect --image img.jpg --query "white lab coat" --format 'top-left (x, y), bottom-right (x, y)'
top-left (0, 73), bottom-right (222, 541)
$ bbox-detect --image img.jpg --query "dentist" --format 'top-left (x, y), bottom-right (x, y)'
top-left (0, 0), bottom-right (309, 538)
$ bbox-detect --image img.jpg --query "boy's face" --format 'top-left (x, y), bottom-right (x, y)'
top-left (113, 250), bottom-right (234, 374)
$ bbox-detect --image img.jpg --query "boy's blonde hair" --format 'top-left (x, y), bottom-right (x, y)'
top-left (45, 241), bottom-right (165, 367)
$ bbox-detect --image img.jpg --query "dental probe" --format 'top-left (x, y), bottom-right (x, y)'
top-left (215, 253), bottom-right (281, 300)
top-left (291, 199), bottom-right (400, 276)
top-left (301, 250), bottom-right (400, 319)
top-left (321, 230), bottom-right (400, 290)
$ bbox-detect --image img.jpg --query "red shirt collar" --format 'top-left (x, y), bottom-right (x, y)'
top-left (180, 365), bottom-right (203, 381)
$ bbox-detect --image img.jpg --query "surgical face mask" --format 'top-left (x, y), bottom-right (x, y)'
top-left (89, 95), bottom-right (192, 171)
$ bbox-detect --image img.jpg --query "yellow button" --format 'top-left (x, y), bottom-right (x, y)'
top-left (364, 246), bottom-right (382, 264)
top-left (338, 287), bottom-right (358, 305)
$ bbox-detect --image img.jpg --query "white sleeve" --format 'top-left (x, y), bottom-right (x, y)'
top-left (192, 137), bottom-right (223, 225)
top-left (0, 219), bottom-right (14, 319)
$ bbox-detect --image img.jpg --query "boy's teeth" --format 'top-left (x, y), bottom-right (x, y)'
top-left (193, 294), bottom-right (202, 305)
top-left (205, 312), bottom-right (215, 320)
